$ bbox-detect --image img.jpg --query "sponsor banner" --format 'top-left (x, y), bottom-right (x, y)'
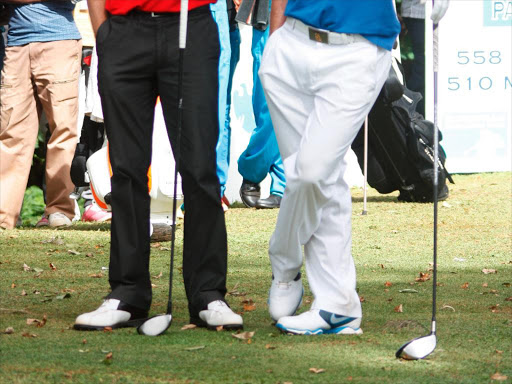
top-left (426, 0), bottom-right (512, 172)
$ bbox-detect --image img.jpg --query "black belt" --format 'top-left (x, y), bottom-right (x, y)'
top-left (129, 5), bottom-right (210, 18)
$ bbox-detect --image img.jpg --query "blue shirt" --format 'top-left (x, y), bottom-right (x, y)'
top-left (285, 0), bottom-right (400, 51)
top-left (7, 2), bottom-right (81, 47)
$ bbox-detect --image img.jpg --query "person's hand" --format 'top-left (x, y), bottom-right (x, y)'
top-left (431, 0), bottom-right (449, 24)
top-left (233, 0), bottom-right (241, 12)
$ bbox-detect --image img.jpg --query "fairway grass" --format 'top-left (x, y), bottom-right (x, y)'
top-left (1, 173), bottom-right (511, 383)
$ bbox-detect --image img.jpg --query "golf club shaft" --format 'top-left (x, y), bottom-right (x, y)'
top-left (167, 0), bottom-right (189, 315)
top-left (432, 19), bottom-right (439, 332)
top-left (362, 116), bottom-right (368, 214)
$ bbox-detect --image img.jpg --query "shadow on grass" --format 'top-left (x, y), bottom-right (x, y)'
top-left (352, 195), bottom-right (402, 203)
top-left (17, 222), bottom-right (111, 232)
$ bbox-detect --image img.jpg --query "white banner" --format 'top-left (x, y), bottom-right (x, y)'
top-left (426, 0), bottom-right (512, 173)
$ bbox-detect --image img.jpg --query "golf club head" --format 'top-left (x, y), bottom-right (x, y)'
top-left (396, 333), bottom-right (437, 360)
top-left (137, 314), bottom-right (172, 336)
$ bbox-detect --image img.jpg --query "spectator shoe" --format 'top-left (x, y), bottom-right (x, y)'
top-left (255, 194), bottom-right (282, 209)
top-left (239, 179), bottom-right (261, 208)
top-left (48, 212), bottom-right (72, 228)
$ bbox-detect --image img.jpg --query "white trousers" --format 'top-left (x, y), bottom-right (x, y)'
top-left (259, 19), bottom-right (391, 318)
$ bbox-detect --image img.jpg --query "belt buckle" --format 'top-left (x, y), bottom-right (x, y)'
top-left (308, 28), bottom-right (329, 44)
top-left (151, 12), bottom-right (161, 18)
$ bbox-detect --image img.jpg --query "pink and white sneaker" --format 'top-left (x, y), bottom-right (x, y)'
top-left (35, 215), bottom-right (49, 228)
top-left (82, 204), bottom-right (112, 222)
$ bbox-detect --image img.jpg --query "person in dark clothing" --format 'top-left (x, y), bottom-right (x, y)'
top-left (74, 0), bottom-right (243, 331)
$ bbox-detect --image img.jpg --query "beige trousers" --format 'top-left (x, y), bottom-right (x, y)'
top-left (0, 40), bottom-right (81, 229)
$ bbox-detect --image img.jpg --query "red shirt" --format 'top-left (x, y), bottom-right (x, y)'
top-left (106, 0), bottom-right (216, 15)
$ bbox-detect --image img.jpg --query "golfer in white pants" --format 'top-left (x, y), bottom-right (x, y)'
top-left (259, 0), bottom-right (400, 335)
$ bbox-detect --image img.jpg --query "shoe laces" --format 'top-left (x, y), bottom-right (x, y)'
top-left (276, 281), bottom-right (292, 289)
top-left (99, 299), bottom-right (120, 311)
top-left (50, 212), bottom-right (68, 219)
top-left (208, 300), bottom-right (230, 312)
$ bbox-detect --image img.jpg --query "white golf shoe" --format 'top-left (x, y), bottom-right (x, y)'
top-left (268, 272), bottom-right (303, 322)
top-left (276, 309), bottom-right (363, 335)
top-left (198, 300), bottom-right (243, 330)
top-left (74, 299), bottom-right (148, 330)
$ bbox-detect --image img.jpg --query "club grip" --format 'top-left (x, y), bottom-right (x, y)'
top-left (179, 0), bottom-right (189, 49)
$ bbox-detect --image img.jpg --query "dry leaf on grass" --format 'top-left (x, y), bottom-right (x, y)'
top-left (415, 272), bottom-right (430, 282)
top-left (490, 373), bottom-right (507, 381)
top-left (483, 283), bottom-right (489, 287)
top-left (394, 304), bottom-right (403, 313)
top-left (232, 331), bottom-right (255, 340)
top-left (181, 324), bottom-right (197, 331)
top-left (461, 282), bottom-right (469, 289)
top-left (3, 327), bottom-right (14, 334)
top-left (489, 305), bottom-right (500, 313)
top-left (11, 283), bottom-right (16, 289)
top-left (103, 352), bottom-right (113, 365)
top-left (216, 325), bottom-right (223, 332)
top-left (89, 273), bottom-right (103, 278)
top-left (103, 327), bottom-right (113, 332)
top-left (482, 269), bottom-right (497, 274)
top-left (309, 368), bottom-right (326, 374)
top-left (228, 283), bottom-right (247, 297)
top-left (359, 296), bottom-right (366, 303)
top-left (21, 290), bottom-right (27, 296)
top-left (23, 263), bottom-right (31, 272)
top-left (505, 297), bottom-right (512, 302)
top-left (22, 332), bottom-right (37, 338)
top-left (26, 315), bottom-right (47, 328)
top-left (49, 263), bottom-right (57, 271)
top-left (265, 344), bottom-right (276, 350)
top-left (441, 305), bottom-right (455, 311)
top-left (153, 271), bottom-right (163, 279)
top-left (503, 282), bottom-right (511, 287)
top-left (242, 299), bottom-right (256, 312)
top-left (68, 250), bottom-right (80, 255)
top-left (384, 281), bottom-right (393, 287)
top-left (150, 242), bottom-right (162, 248)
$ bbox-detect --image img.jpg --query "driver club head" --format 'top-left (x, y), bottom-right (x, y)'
top-left (396, 332), bottom-right (437, 360)
top-left (137, 314), bottom-right (172, 336)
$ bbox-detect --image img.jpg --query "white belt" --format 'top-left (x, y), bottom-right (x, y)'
top-left (286, 18), bottom-right (366, 45)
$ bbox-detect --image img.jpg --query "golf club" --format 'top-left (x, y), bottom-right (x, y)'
top-left (362, 116), bottom-right (368, 215)
top-left (137, 0), bottom-right (189, 336)
top-left (396, 15), bottom-right (440, 360)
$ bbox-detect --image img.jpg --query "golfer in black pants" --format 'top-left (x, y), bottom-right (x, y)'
top-left (75, 0), bottom-right (243, 331)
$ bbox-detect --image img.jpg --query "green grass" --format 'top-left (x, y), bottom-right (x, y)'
top-left (1, 173), bottom-right (511, 383)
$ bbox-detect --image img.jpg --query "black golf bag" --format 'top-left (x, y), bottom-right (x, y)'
top-left (351, 60), bottom-right (454, 202)
top-left (70, 48), bottom-right (106, 188)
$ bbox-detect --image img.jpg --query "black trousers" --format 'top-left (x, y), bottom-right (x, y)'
top-left (96, 7), bottom-right (228, 319)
